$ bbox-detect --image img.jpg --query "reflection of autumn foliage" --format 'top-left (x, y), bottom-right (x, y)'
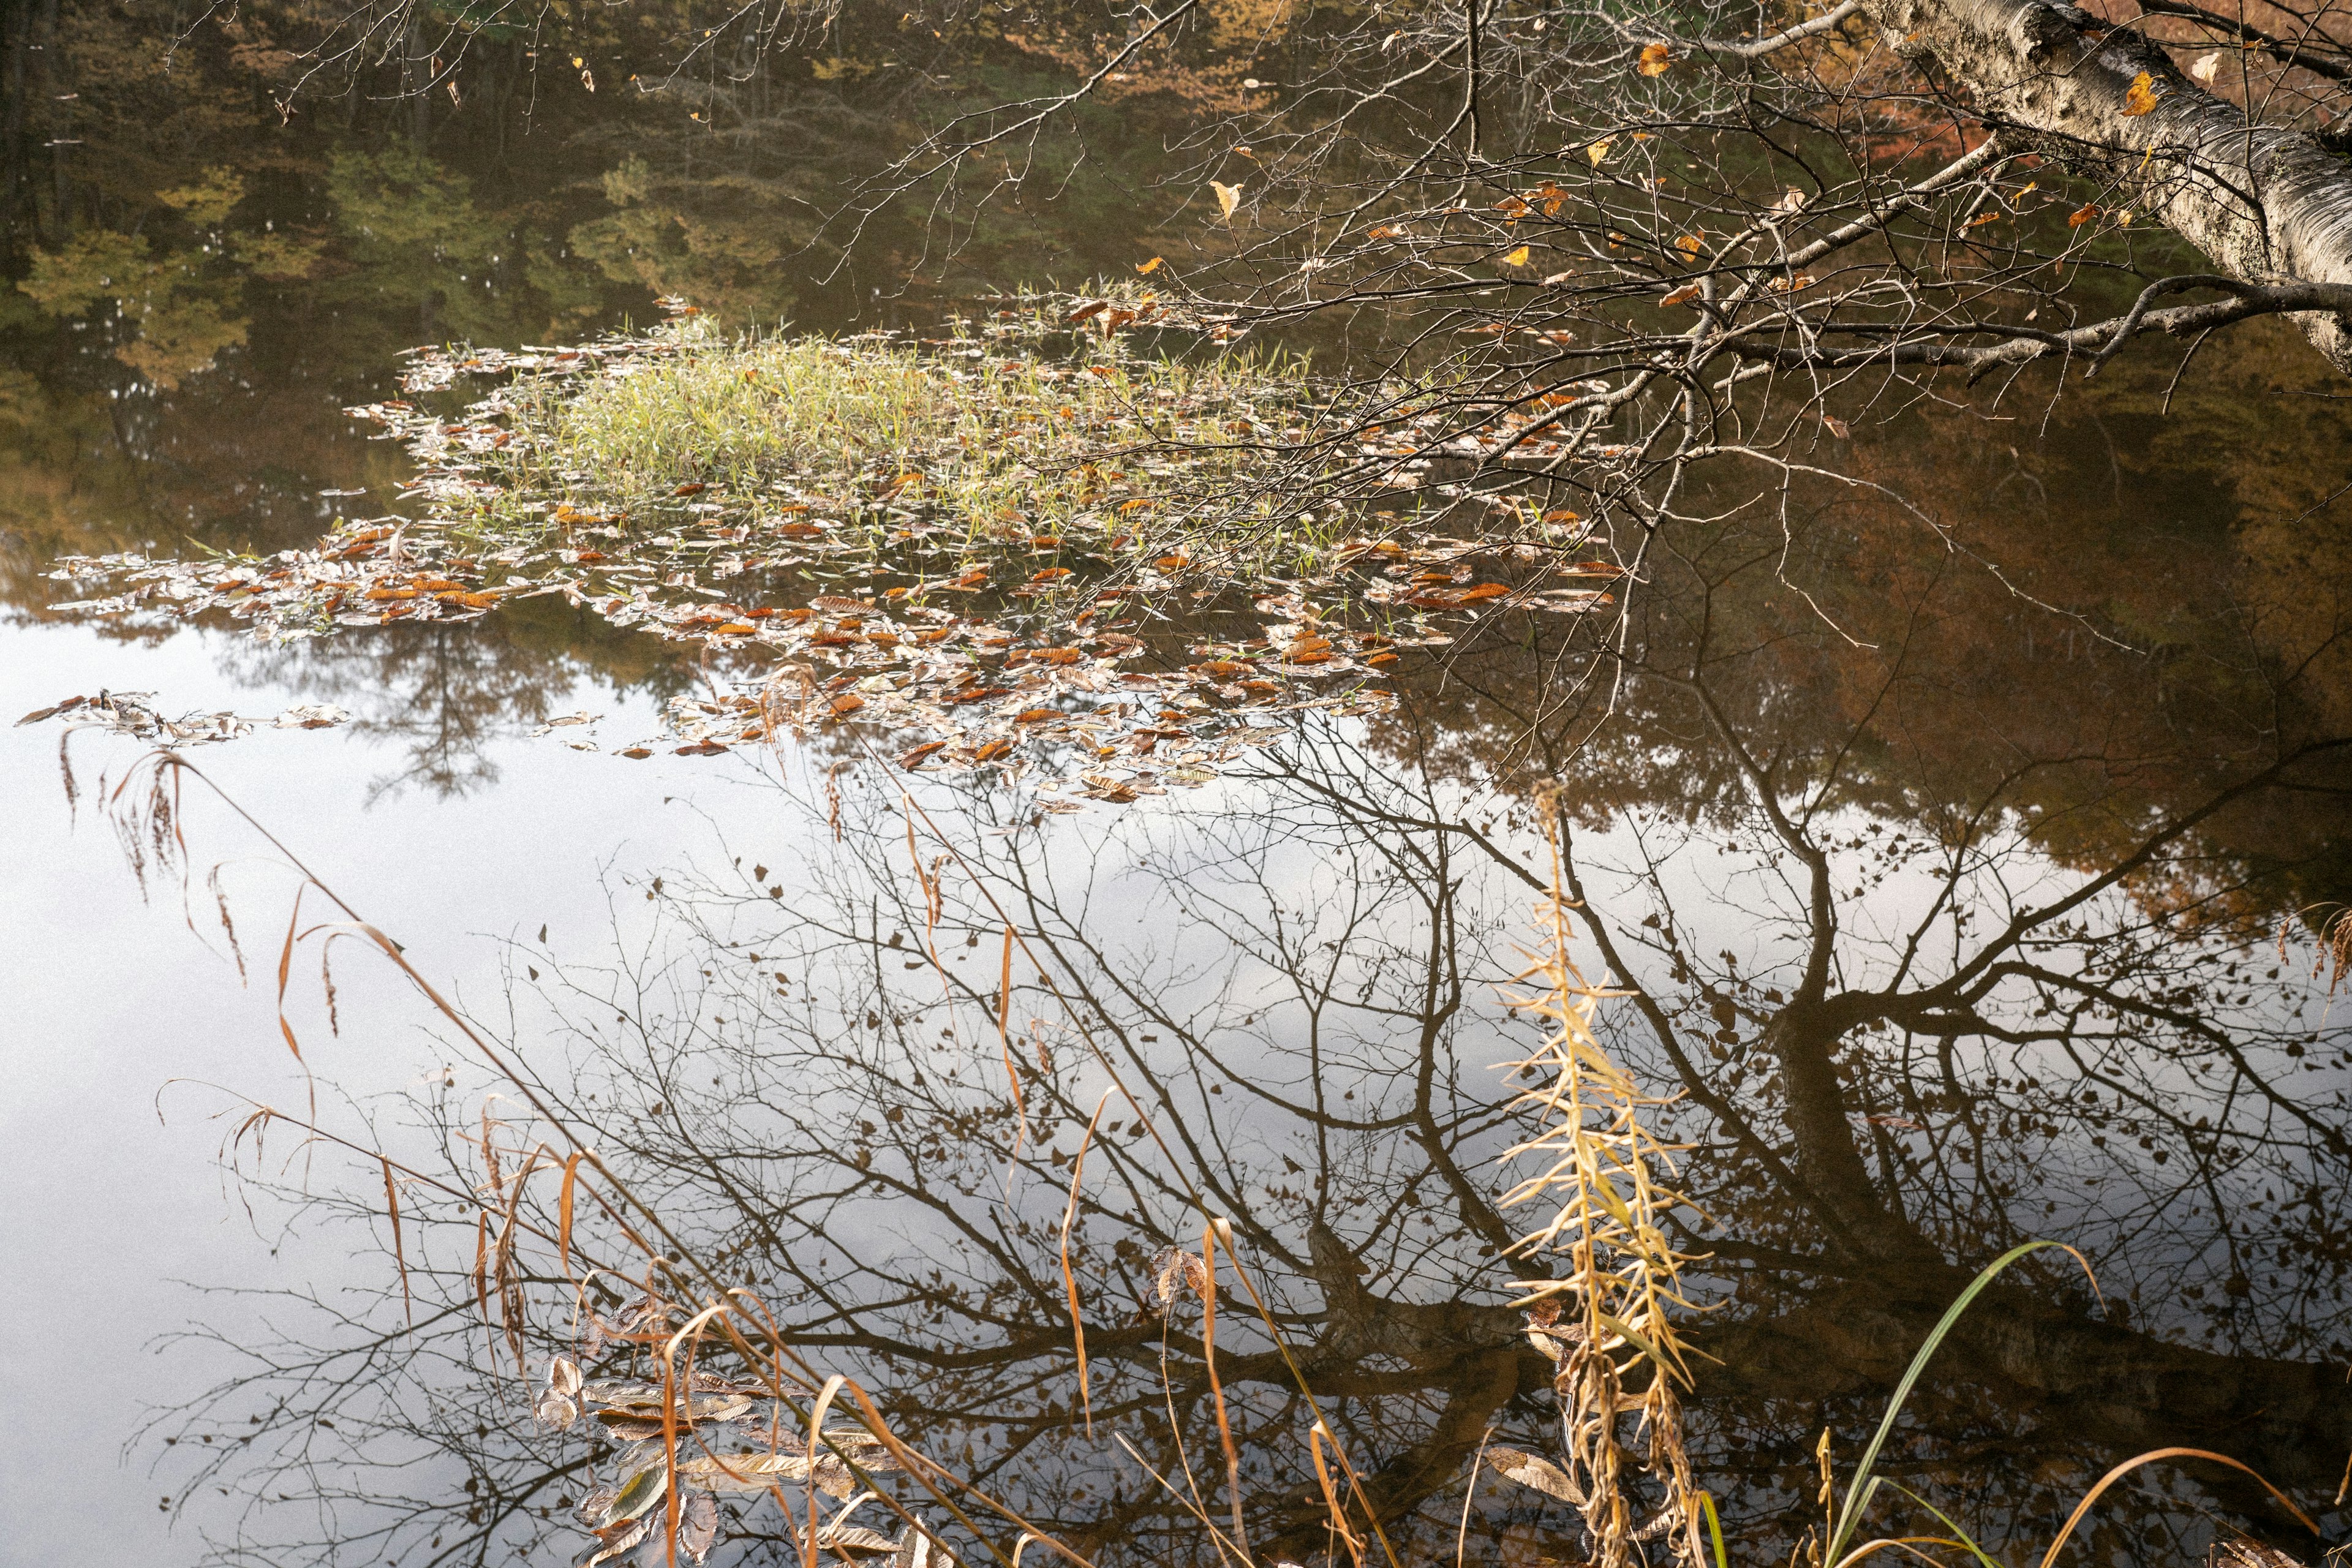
top-left (1364, 339), bottom-right (2352, 926)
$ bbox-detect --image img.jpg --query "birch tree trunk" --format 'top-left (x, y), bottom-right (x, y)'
top-left (1858, 0), bottom-right (2352, 369)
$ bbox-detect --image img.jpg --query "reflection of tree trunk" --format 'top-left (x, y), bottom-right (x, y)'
top-left (1761, 999), bottom-right (1945, 1268)
top-left (1740, 1004), bottom-right (2345, 1523)
top-left (1698, 1279), bottom-right (2351, 1516)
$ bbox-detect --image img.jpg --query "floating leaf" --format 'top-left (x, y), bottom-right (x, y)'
top-left (1490, 1446), bottom-right (1587, 1504)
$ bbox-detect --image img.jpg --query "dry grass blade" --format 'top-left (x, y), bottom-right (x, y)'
top-left (2032, 1449), bottom-right (2317, 1568)
top-left (381, 1155), bottom-right (412, 1325)
top-left (1060, 1092), bottom-right (1114, 1435)
top-left (1197, 1223), bottom-right (1250, 1562)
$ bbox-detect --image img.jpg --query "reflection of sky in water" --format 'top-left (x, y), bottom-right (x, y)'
top-left (7, 606), bottom-right (2348, 1566)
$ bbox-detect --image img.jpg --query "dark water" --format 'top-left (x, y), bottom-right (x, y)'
top-left (4, 10), bottom-right (2349, 1568)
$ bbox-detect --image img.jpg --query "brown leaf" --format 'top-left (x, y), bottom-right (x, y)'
top-left (900, 741), bottom-right (948, 769)
top-left (1489, 1446), bottom-right (1586, 1504)
top-left (1660, 284), bottom-right (1703, 307)
top-left (827, 695), bottom-right (866, 718)
top-left (1637, 42), bottom-right (1673, 74)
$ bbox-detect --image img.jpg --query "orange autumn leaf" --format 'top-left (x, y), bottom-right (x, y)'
top-left (1660, 284), bottom-right (1703, 306)
top-left (1637, 42), bottom-right (1673, 75)
top-left (1136, 256), bottom-right (1165, 274)
top-left (2122, 70), bottom-right (2160, 115)
top-left (2068, 203), bottom-right (2101, 227)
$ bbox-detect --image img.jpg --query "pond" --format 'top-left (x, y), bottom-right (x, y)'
top-left (4, 9), bottom-right (2349, 1568)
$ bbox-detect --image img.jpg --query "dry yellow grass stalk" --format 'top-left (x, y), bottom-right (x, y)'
top-left (1496, 800), bottom-right (1707, 1568)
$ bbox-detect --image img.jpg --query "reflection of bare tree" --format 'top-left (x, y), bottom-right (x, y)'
top-left (151, 608), bottom-right (2349, 1567)
top-left (216, 600), bottom-right (696, 799)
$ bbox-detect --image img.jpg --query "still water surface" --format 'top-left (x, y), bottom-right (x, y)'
top-left (3, 21), bottom-right (2349, 1568)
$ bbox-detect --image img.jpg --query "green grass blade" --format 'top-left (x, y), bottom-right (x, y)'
top-left (1880, 1481), bottom-right (2007, 1568)
top-left (1700, 1490), bottom-right (1729, 1568)
top-left (1826, 1240), bottom-right (2078, 1563)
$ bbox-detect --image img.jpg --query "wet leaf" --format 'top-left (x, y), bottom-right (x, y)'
top-left (1490, 1446), bottom-right (1587, 1504)
top-left (549, 1355), bottom-right (583, 1396)
top-left (827, 695), bottom-right (866, 718)
top-left (608, 1463), bottom-right (669, 1524)
top-left (535, 1388), bottom-right (580, 1430)
top-left (682, 1493), bottom-right (720, 1562)
top-left (900, 741), bottom-right (948, 768)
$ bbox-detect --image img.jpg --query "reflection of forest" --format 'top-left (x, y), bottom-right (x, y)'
top-left (168, 498), bottom-right (2350, 1568)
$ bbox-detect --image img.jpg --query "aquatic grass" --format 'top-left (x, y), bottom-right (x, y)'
top-left (459, 306), bottom-right (1337, 573)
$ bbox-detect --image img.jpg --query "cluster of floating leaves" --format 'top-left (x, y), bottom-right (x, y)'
top-left (535, 1297), bottom-right (936, 1568)
top-left (39, 302), bottom-right (1624, 799)
top-left (13, 690), bottom-right (349, 747)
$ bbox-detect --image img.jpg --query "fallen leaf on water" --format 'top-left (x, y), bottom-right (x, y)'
top-left (827, 695), bottom-right (865, 718)
top-left (617, 747), bottom-right (653, 759)
top-left (900, 741), bottom-right (948, 768)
